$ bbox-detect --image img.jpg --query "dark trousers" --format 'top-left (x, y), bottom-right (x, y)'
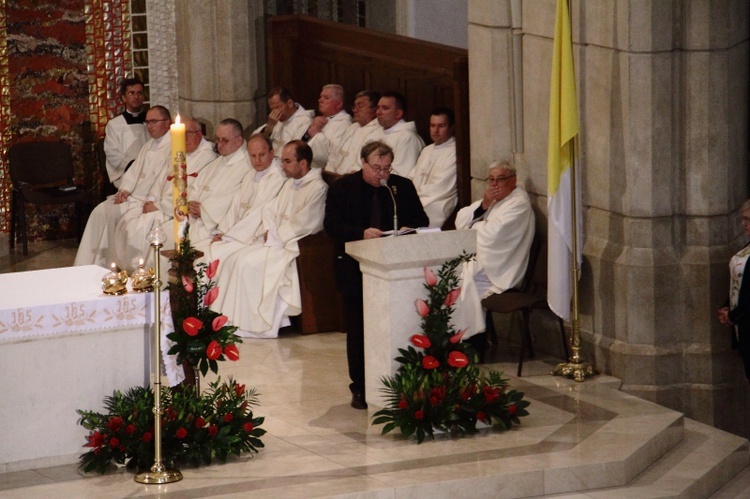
top-left (342, 276), bottom-right (365, 396)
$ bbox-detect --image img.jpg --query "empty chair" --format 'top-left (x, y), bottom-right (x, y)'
top-left (481, 234), bottom-right (569, 376)
top-left (9, 140), bottom-right (86, 255)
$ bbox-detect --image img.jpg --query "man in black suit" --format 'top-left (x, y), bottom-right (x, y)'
top-left (324, 141), bottom-right (429, 409)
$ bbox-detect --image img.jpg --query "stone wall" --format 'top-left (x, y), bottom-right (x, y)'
top-left (469, 0), bottom-right (750, 436)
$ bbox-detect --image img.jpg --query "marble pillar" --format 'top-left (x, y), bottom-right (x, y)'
top-left (346, 230), bottom-right (476, 408)
top-left (469, 0), bottom-right (750, 436)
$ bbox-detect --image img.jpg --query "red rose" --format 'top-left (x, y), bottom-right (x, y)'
top-left (125, 424), bottom-right (135, 435)
top-left (477, 411), bottom-right (487, 422)
top-left (208, 425), bottom-right (218, 436)
top-left (243, 422), bottom-right (254, 432)
top-left (410, 334), bottom-right (431, 349)
top-left (224, 343), bottom-right (240, 361)
top-left (141, 432), bottom-right (153, 442)
top-left (206, 259), bottom-right (220, 279)
top-left (109, 437), bottom-right (119, 448)
top-left (212, 315), bottom-right (228, 331)
top-left (204, 287), bottom-right (219, 307)
top-left (235, 384), bottom-right (246, 397)
top-left (424, 267), bottom-right (437, 286)
top-left (223, 413), bottom-right (234, 423)
top-left (206, 340), bottom-right (222, 360)
top-left (181, 275), bottom-right (194, 293)
top-left (508, 404), bottom-right (518, 415)
top-left (183, 317), bottom-right (203, 336)
top-left (448, 351), bottom-right (469, 368)
top-left (415, 299), bottom-right (429, 318)
top-left (176, 427), bottom-right (187, 439)
top-left (414, 410), bottom-right (424, 420)
top-left (444, 288), bottom-right (461, 307)
top-left (449, 328), bottom-right (467, 344)
top-left (194, 416), bottom-right (205, 428)
top-left (422, 355), bottom-right (439, 369)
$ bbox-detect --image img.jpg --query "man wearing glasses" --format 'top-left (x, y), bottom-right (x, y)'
top-left (324, 141), bottom-right (429, 409)
top-left (75, 106), bottom-right (173, 268)
top-left (453, 160), bottom-right (535, 353)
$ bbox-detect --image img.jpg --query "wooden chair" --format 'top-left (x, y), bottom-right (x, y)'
top-left (9, 140), bottom-right (86, 255)
top-left (481, 234), bottom-right (569, 376)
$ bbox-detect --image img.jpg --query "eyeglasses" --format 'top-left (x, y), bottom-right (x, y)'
top-left (368, 166), bottom-right (391, 175)
top-left (186, 130), bottom-right (202, 135)
top-left (144, 118), bottom-right (168, 125)
top-left (486, 175), bottom-right (515, 184)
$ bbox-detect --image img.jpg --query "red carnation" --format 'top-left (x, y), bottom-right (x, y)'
top-left (183, 316), bottom-right (203, 336)
top-left (204, 287), bottom-right (219, 307)
top-left (414, 410), bottom-right (424, 420)
top-left (208, 425), bottom-right (218, 437)
top-left (176, 427), bottom-right (187, 439)
top-left (448, 351), bottom-right (469, 368)
top-left (109, 437), bottom-right (119, 448)
top-left (243, 421), bottom-right (254, 432)
top-left (410, 334), bottom-right (431, 349)
top-left (415, 299), bottom-right (429, 318)
top-left (424, 267), bottom-right (437, 286)
top-left (206, 259), bottom-right (220, 279)
top-left (212, 315), bottom-right (228, 331)
top-left (141, 432), bottom-right (153, 442)
top-left (224, 343), bottom-right (240, 361)
top-left (223, 413), bottom-right (234, 423)
top-left (194, 416), bottom-right (206, 428)
top-left (444, 288), bottom-right (461, 307)
top-left (206, 340), bottom-right (222, 360)
top-left (125, 424), bottom-right (135, 435)
top-left (106, 416), bottom-right (123, 432)
top-left (422, 355), bottom-right (439, 369)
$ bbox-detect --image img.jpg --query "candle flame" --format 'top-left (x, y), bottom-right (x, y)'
top-left (175, 114), bottom-right (181, 125)
top-left (139, 258), bottom-right (144, 267)
top-left (111, 262), bottom-right (116, 270)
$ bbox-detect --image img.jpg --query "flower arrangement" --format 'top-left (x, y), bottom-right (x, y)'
top-left (77, 377), bottom-right (265, 474)
top-left (167, 235), bottom-right (243, 376)
top-left (372, 254), bottom-right (530, 443)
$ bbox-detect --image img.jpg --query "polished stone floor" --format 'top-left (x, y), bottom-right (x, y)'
top-left (1, 239), bottom-right (750, 498)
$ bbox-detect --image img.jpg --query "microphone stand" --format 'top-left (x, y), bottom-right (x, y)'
top-left (380, 179), bottom-right (398, 236)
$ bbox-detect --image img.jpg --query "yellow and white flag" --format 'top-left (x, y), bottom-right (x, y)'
top-left (547, 0), bottom-right (581, 323)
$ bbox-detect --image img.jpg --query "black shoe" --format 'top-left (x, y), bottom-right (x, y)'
top-left (351, 392), bottom-right (368, 410)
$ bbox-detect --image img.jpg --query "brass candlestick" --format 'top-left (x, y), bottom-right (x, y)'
top-left (135, 226), bottom-right (183, 484)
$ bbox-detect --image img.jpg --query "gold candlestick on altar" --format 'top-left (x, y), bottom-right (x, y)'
top-left (170, 115), bottom-right (187, 251)
top-left (135, 225), bottom-right (182, 484)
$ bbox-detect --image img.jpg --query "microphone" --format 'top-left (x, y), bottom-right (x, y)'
top-left (380, 178), bottom-right (398, 236)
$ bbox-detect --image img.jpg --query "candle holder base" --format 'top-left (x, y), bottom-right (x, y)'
top-left (551, 360), bottom-right (597, 382)
top-left (134, 466), bottom-right (183, 484)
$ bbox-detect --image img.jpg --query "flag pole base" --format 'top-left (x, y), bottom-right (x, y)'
top-left (551, 360), bottom-right (597, 382)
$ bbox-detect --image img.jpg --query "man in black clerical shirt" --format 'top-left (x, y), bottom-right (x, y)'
top-left (324, 141), bottom-right (429, 409)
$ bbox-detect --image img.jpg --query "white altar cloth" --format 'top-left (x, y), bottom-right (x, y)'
top-left (0, 265), bottom-right (172, 472)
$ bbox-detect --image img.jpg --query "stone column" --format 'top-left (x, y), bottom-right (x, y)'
top-left (175, 0), bottom-right (265, 138)
top-left (469, 0), bottom-right (750, 436)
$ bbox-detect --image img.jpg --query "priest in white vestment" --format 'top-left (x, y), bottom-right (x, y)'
top-left (74, 106), bottom-right (173, 268)
top-left (305, 84), bottom-right (352, 168)
top-left (193, 133), bottom-right (286, 263)
top-left (169, 118), bottom-right (251, 248)
top-left (375, 91), bottom-right (424, 177)
top-left (453, 160), bottom-right (535, 339)
top-left (103, 77), bottom-right (148, 188)
top-left (325, 90), bottom-right (382, 175)
top-left (253, 87), bottom-right (313, 157)
top-left (211, 140), bottom-right (328, 339)
top-left (112, 117), bottom-right (217, 271)
top-left (409, 108), bottom-right (458, 229)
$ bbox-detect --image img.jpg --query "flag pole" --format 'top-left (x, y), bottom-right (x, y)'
top-left (552, 137), bottom-right (596, 381)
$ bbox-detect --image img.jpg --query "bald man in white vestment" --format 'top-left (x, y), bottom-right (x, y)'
top-left (253, 87), bottom-right (313, 157)
top-left (193, 133), bottom-right (286, 263)
top-left (409, 108), bottom-right (458, 229)
top-left (453, 160), bottom-right (535, 340)
top-left (169, 119), bottom-right (252, 248)
top-left (112, 117), bottom-right (217, 271)
top-left (74, 106), bottom-right (173, 268)
top-left (325, 90), bottom-right (381, 175)
top-left (211, 140), bottom-right (328, 339)
top-left (375, 90), bottom-right (424, 177)
top-left (305, 84), bottom-right (352, 169)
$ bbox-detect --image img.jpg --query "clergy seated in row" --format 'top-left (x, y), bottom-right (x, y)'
top-left (254, 87), bottom-right (313, 158)
top-left (112, 117), bottom-right (217, 272)
top-left (452, 160), bottom-right (535, 350)
top-left (103, 77), bottom-right (148, 189)
top-left (193, 133), bottom-right (286, 263)
top-left (409, 107), bottom-right (458, 229)
top-left (75, 106), bottom-right (173, 268)
top-left (305, 84), bottom-right (352, 169)
top-left (210, 140), bottom-right (328, 339)
top-left (325, 90), bottom-right (381, 176)
top-left (375, 90), bottom-right (425, 178)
